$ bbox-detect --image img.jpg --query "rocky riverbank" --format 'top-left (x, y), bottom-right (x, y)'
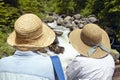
top-left (37, 13), bottom-right (120, 70)
top-left (42, 13), bottom-right (119, 59)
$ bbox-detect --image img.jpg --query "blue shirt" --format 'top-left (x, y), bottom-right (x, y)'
top-left (0, 50), bottom-right (55, 80)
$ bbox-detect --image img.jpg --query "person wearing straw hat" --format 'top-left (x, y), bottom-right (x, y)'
top-left (0, 13), bottom-right (65, 80)
top-left (66, 23), bottom-right (115, 80)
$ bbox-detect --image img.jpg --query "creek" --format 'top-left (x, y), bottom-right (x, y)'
top-left (47, 21), bottom-right (79, 70)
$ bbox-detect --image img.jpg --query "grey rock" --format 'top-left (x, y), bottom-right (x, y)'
top-left (78, 23), bottom-right (84, 29)
top-left (64, 16), bottom-right (73, 22)
top-left (54, 31), bottom-right (63, 36)
top-left (56, 17), bottom-right (64, 26)
top-left (73, 14), bottom-right (82, 20)
top-left (64, 22), bottom-right (73, 28)
top-left (88, 16), bottom-right (99, 23)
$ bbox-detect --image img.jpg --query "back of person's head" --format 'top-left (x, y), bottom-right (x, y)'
top-left (69, 23), bottom-right (111, 58)
top-left (7, 13), bottom-right (55, 51)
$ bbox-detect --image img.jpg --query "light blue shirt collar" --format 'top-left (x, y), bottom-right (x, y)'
top-left (14, 50), bottom-right (39, 57)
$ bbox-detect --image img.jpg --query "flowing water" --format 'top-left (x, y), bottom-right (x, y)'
top-left (47, 21), bottom-right (79, 70)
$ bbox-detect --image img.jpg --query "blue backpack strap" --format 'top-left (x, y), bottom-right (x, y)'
top-left (50, 56), bottom-right (65, 80)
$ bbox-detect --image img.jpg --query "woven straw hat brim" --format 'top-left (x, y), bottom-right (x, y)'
top-left (69, 29), bottom-right (111, 58)
top-left (7, 23), bottom-right (55, 51)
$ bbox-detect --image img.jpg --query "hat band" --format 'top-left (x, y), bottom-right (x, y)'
top-left (25, 33), bottom-right (43, 40)
top-left (16, 33), bottom-right (43, 44)
top-left (87, 43), bottom-right (111, 56)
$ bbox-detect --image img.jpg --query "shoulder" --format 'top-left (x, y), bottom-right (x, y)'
top-left (0, 56), bottom-right (14, 62)
top-left (0, 56), bottom-right (15, 66)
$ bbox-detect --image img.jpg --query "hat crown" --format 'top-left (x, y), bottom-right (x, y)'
top-left (81, 24), bottom-right (102, 46)
top-left (14, 14), bottom-right (42, 40)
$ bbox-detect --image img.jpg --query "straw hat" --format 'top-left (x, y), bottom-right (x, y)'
top-left (7, 13), bottom-right (55, 51)
top-left (69, 23), bottom-right (111, 58)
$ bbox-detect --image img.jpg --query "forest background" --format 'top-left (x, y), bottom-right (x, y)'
top-left (0, 0), bottom-right (120, 58)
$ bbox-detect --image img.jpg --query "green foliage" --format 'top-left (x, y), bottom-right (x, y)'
top-left (94, 0), bottom-right (120, 41)
top-left (0, 31), bottom-right (15, 58)
top-left (18, 0), bottom-right (47, 19)
top-left (97, 0), bottom-right (119, 25)
top-left (79, 0), bottom-right (120, 42)
top-left (0, 43), bottom-right (15, 58)
top-left (54, 0), bottom-right (76, 14)
top-left (0, 1), bottom-right (18, 58)
top-left (18, 0), bottom-right (40, 13)
top-left (0, 2), bottom-right (19, 33)
top-left (43, 0), bottom-right (58, 12)
top-left (80, 0), bottom-right (96, 16)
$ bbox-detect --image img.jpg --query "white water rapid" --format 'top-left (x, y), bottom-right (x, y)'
top-left (47, 21), bottom-right (79, 71)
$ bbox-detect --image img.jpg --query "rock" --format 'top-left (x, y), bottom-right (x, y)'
top-left (74, 20), bottom-right (80, 25)
top-left (49, 45), bottom-right (65, 54)
top-left (88, 16), bottom-right (99, 23)
top-left (56, 17), bottom-right (64, 26)
top-left (52, 37), bottom-right (59, 44)
top-left (64, 22), bottom-right (73, 28)
top-left (52, 13), bottom-right (59, 20)
top-left (55, 31), bottom-right (63, 36)
top-left (72, 21), bottom-right (78, 28)
top-left (64, 16), bottom-right (73, 22)
top-left (38, 48), bottom-right (48, 53)
top-left (73, 14), bottom-right (82, 20)
top-left (60, 14), bottom-right (67, 19)
top-left (43, 16), bottom-right (54, 23)
top-left (78, 23), bottom-right (84, 29)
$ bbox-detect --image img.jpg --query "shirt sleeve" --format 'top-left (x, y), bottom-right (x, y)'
top-left (65, 60), bottom-right (81, 80)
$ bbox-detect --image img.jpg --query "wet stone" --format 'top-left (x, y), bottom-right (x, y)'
top-left (49, 45), bottom-right (64, 54)
top-left (54, 31), bottom-right (63, 36)
top-left (38, 48), bottom-right (48, 53)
